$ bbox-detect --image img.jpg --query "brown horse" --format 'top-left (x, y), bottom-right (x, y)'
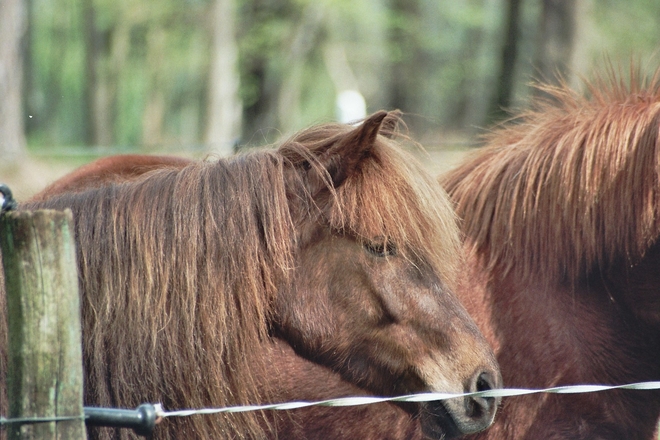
top-left (1, 111), bottom-right (501, 439)
top-left (28, 154), bottom-right (193, 203)
top-left (442, 71), bottom-right (660, 439)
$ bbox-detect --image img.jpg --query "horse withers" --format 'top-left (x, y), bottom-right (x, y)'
top-left (1, 111), bottom-right (501, 439)
top-left (442, 70), bottom-right (660, 439)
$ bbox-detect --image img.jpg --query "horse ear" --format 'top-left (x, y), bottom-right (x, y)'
top-left (321, 110), bottom-right (389, 189)
top-left (380, 109), bottom-right (402, 139)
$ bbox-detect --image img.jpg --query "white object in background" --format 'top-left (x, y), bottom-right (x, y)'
top-left (336, 90), bottom-right (366, 124)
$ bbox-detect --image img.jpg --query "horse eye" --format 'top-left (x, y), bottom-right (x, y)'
top-left (364, 240), bottom-right (397, 257)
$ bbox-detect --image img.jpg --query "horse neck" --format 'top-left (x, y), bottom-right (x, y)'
top-left (460, 248), bottom-right (660, 439)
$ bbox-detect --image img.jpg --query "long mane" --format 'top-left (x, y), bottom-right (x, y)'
top-left (17, 114), bottom-right (461, 438)
top-left (24, 153), bottom-right (295, 437)
top-left (442, 68), bottom-right (660, 285)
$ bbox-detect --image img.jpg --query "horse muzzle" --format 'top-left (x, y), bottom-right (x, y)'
top-left (420, 369), bottom-right (502, 439)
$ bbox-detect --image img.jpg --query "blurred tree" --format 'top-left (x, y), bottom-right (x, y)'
top-left (276, 3), bottom-right (325, 133)
top-left (385, 0), bottom-right (503, 134)
top-left (387, 0), bottom-right (417, 115)
top-left (320, 0), bottom-right (387, 117)
top-left (23, 0), bottom-right (35, 140)
top-left (82, 0), bottom-right (98, 145)
top-left (16, 0), bottom-right (660, 152)
top-left (568, 0), bottom-right (591, 89)
top-left (441, 0), bottom-right (501, 130)
top-left (29, 0), bottom-right (87, 145)
top-left (487, 0), bottom-right (522, 123)
top-left (205, 0), bottom-right (242, 156)
top-left (82, 0), bottom-right (126, 147)
top-left (0, 0), bottom-right (27, 163)
top-left (141, 26), bottom-right (167, 148)
top-left (95, 14), bottom-right (130, 147)
top-left (459, 0), bottom-right (502, 130)
top-left (238, 0), bottom-right (288, 141)
top-left (534, 0), bottom-right (578, 89)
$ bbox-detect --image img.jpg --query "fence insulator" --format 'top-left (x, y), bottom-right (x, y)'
top-left (0, 183), bottom-right (17, 213)
top-left (84, 404), bottom-right (159, 437)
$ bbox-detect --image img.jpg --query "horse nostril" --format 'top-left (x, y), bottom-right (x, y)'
top-left (425, 370), bottom-right (501, 436)
top-left (476, 372), bottom-right (494, 392)
top-left (465, 371), bottom-right (499, 419)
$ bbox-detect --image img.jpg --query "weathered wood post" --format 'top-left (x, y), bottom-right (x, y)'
top-left (0, 207), bottom-right (87, 439)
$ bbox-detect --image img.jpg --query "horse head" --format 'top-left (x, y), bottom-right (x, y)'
top-left (275, 111), bottom-right (502, 437)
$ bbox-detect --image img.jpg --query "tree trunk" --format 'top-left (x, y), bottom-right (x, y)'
top-left (204, 0), bottom-right (242, 156)
top-left (565, 0), bottom-right (591, 91)
top-left (23, 0), bottom-right (35, 139)
top-left (141, 27), bottom-right (167, 149)
top-left (96, 21), bottom-right (131, 147)
top-left (82, 0), bottom-right (97, 147)
top-left (487, 0), bottom-right (522, 123)
top-left (0, 0), bottom-right (27, 163)
top-left (276, 4), bottom-right (325, 133)
top-left (387, 0), bottom-right (417, 114)
top-left (534, 0), bottom-right (578, 87)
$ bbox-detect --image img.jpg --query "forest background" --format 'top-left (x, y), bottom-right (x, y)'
top-left (1, 0), bottom-right (660, 197)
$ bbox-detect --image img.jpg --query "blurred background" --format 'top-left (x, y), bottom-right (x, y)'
top-left (1, 0), bottom-right (660, 199)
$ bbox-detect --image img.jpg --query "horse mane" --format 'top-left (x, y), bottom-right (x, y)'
top-left (442, 67), bottom-right (660, 285)
top-left (21, 112), bottom-right (461, 438)
top-left (24, 153), bottom-right (294, 437)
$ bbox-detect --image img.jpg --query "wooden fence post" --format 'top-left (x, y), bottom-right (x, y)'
top-left (0, 209), bottom-right (86, 439)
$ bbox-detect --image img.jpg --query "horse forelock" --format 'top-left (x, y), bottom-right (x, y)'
top-left (281, 121), bottom-right (463, 290)
top-left (23, 153), bottom-right (296, 438)
top-left (442, 69), bottom-right (660, 285)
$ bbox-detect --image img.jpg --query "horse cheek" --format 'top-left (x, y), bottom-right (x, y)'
top-left (273, 251), bottom-right (342, 355)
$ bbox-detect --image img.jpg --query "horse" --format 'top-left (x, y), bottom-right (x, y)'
top-left (28, 154), bottom-right (193, 203)
top-left (22, 152), bottom-right (439, 439)
top-left (441, 70), bottom-right (660, 439)
top-left (0, 111), bottom-right (502, 439)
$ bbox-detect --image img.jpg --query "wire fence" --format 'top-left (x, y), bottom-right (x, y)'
top-left (158, 381), bottom-right (660, 418)
top-left (3, 380), bottom-right (659, 427)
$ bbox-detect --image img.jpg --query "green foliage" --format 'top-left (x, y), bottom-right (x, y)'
top-left (591, 0), bottom-right (660, 60)
top-left (23, 0), bottom-right (660, 150)
top-left (27, 0), bottom-right (210, 148)
top-left (29, 0), bottom-right (86, 144)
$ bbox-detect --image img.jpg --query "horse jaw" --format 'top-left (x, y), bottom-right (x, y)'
top-left (275, 228), bottom-right (502, 439)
